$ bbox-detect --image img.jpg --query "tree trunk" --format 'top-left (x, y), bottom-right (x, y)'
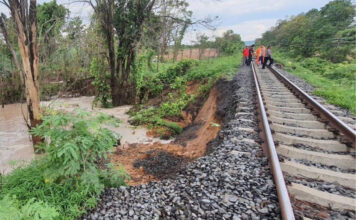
top-left (8, 0), bottom-right (42, 145)
top-left (159, 0), bottom-right (167, 62)
top-left (104, 0), bottom-right (117, 107)
top-left (113, 50), bottom-right (136, 106)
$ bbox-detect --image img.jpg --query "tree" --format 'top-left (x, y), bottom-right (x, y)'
top-left (215, 30), bottom-right (244, 55)
top-left (85, 0), bottom-right (155, 106)
top-left (260, 0), bottom-right (355, 62)
top-left (37, 0), bottom-right (68, 59)
top-left (0, 0), bottom-right (42, 144)
top-left (157, 0), bottom-right (191, 62)
top-left (196, 33), bottom-right (209, 60)
top-left (112, 0), bottom-right (156, 105)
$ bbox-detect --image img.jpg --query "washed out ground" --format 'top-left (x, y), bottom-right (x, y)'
top-left (82, 65), bottom-right (281, 219)
top-left (0, 96), bottom-right (168, 174)
top-left (0, 78), bottom-right (223, 180)
top-left (113, 81), bottom-right (225, 185)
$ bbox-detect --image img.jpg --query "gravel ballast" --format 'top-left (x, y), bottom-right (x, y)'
top-left (82, 65), bottom-right (281, 220)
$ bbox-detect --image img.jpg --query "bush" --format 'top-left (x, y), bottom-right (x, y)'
top-left (323, 63), bottom-right (356, 80)
top-left (157, 60), bottom-right (197, 84)
top-left (0, 110), bottom-right (127, 219)
top-left (300, 57), bottom-right (329, 74)
top-left (0, 195), bottom-right (59, 220)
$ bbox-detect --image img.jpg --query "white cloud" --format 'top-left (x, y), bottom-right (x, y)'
top-left (187, 0), bottom-right (293, 19)
top-left (183, 18), bottom-right (278, 44)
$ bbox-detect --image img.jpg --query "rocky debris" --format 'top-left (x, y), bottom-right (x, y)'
top-left (82, 66), bottom-right (281, 219)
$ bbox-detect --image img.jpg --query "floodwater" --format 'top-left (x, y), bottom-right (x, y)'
top-left (0, 96), bottom-right (169, 175)
top-left (0, 103), bottom-right (34, 174)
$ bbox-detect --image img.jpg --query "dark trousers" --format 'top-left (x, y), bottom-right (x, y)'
top-left (246, 56), bottom-right (252, 66)
top-left (262, 56), bottom-right (273, 69)
top-left (259, 56), bottom-right (263, 64)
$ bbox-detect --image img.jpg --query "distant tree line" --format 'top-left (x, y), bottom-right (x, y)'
top-left (257, 0), bottom-right (355, 62)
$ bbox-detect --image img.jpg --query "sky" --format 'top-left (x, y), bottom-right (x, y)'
top-left (0, 0), bottom-right (333, 43)
top-left (184, 0), bottom-right (332, 43)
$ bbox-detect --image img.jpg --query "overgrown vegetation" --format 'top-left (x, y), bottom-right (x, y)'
top-left (131, 55), bottom-right (240, 137)
top-left (0, 110), bottom-right (127, 219)
top-left (274, 52), bottom-right (356, 113)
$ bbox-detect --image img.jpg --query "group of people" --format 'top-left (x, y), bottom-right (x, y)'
top-left (243, 45), bottom-right (273, 69)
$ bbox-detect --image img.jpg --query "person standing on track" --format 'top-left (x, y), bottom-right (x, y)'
top-left (262, 46), bottom-right (273, 69)
top-left (260, 45), bottom-right (266, 66)
top-left (243, 46), bottom-right (249, 65)
top-left (256, 46), bottom-right (261, 65)
top-left (247, 45), bottom-right (254, 66)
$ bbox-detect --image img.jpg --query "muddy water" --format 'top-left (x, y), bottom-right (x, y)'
top-left (0, 96), bottom-right (169, 175)
top-left (0, 103), bottom-right (34, 174)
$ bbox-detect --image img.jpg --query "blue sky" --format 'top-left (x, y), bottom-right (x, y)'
top-left (0, 0), bottom-right (333, 43)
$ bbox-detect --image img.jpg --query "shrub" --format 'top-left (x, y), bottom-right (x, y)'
top-left (323, 63), bottom-right (356, 80)
top-left (31, 110), bottom-right (121, 181)
top-left (0, 195), bottom-right (59, 220)
top-left (157, 60), bottom-right (196, 84)
top-left (0, 110), bottom-right (127, 219)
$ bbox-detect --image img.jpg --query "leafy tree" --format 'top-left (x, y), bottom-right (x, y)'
top-left (37, 0), bottom-right (67, 39)
top-left (112, 0), bottom-right (156, 105)
top-left (37, 0), bottom-right (68, 58)
top-left (215, 30), bottom-right (244, 55)
top-left (260, 0), bottom-right (355, 62)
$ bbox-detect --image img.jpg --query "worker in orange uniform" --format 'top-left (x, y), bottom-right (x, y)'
top-left (259, 45), bottom-right (266, 67)
top-left (243, 46), bottom-right (249, 65)
top-left (256, 46), bottom-right (262, 65)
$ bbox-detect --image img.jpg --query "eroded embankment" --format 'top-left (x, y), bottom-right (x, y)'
top-left (82, 65), bottom-right (281, 220)
top-left (112, 79), bottom-right (234, 185)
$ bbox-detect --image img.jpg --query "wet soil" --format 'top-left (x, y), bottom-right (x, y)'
top-left (112, 79), bottom-right (235, 185)
top-left (133, 150), bottom-right (187, 179)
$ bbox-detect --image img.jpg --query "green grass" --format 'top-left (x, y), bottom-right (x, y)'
top-left (131, 54), bottom-right (241, 136)
top-left (274, 52), bottom-right (356, 114)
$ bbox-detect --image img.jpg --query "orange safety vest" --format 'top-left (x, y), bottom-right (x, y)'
top-left (260, 46), bottom-right (266, 63)
top-left (256, 47), bottom-right (261, 64)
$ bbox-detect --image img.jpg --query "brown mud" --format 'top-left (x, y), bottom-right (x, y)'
top-left (112, 79), bottom-right (235, 186)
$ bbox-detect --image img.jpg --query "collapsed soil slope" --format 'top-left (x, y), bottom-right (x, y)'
top-left (113, 79), bottom-right (234, 185)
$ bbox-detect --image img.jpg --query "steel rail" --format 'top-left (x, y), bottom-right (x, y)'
top-left (269, 66), bottom-right (356, 148)
top-left (251, 63), bottom-right (295, 220)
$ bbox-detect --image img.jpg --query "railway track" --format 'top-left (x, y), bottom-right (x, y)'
top-left (252, 63), bottom-right (356, 219)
